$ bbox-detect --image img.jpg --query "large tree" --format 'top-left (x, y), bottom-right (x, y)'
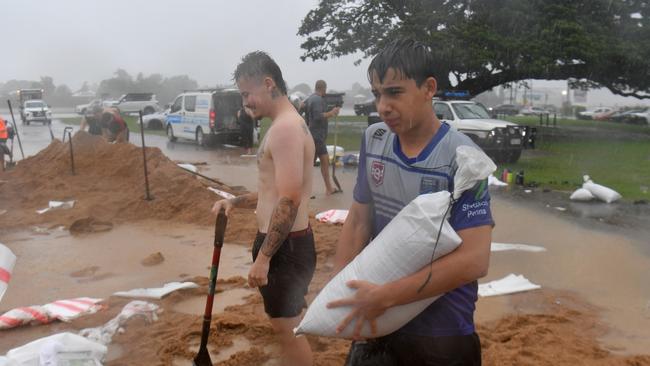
top-left (298, 0), bottom-right (650, 98)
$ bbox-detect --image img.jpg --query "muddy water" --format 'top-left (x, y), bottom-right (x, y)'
top-left (0, 222), bottom-right (251, 311)
top-left (172, 288), bottom-right (254, 315)
top-left (480, 197), bottom-right (650, 354)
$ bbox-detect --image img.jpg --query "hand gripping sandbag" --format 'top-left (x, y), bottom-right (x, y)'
top-left (296, 146), bottom-right (496, 339)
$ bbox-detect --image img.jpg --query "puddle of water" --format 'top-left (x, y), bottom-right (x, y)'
top-left (0, 224), bottom-right (251, 311)
top-left (173, 288), bottom-right (254, 315)
top-left (172, 336), bottom-right (252, 365)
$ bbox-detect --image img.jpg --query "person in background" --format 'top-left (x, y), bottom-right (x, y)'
top-left (79, 104), bottom-right (104, 136)
top-left (237, 106), bottom-right (256, 155)
top-left (304, 80), bottom-right (341, 195)
top-left (100, 108), bottom-right (129, 143)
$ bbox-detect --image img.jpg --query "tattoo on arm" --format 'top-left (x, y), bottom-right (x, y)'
top-left (260, 197), bottom-right (299, 258)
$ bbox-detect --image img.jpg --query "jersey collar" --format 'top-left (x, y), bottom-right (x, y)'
top-left (393, 122), bottom-right (450, 165)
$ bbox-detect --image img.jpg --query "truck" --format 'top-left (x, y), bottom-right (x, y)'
top-left (16, 89), bottom-right (52, 125)
top-left (433, 92), bottom-right (531, 163)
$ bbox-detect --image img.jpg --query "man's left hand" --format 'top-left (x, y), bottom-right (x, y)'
top-left (326, 280), bottom-right (391, 340)
top-left (248, 258), bottom-right (270, 288)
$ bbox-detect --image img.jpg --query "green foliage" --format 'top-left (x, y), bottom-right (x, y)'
top-left (299, 0), bottom-right (650, 98)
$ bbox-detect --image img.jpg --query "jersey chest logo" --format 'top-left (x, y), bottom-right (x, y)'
top-left (371, 160), bottom-right (385, 186)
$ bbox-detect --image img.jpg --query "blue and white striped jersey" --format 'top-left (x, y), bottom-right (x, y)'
top-left (353, 121), bottom-right (494, 337)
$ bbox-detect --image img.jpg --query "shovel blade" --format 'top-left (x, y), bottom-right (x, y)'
top-left (192, 347), bottom-right (212, 366)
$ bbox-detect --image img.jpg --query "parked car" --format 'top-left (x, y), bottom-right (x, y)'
top-left (578, 107), bottom-right (613, 120)
top-left (520, 106), bottom-right (547, 116)
top-left (140, 108), bottom-right (169, 129)
top-left (166, 88), bottom-right (258, 147)
top-left (628, 108), bottom-right (650, 125)
top-left (353, 99), bottom-right (376, 116)
top-left (75, 99), bottom-right (116, 114)
top-left (21, 100), bottom-right (52, 125)
top-left (593, 109), bottom-right (618, 121)
top-left (489, 104), bottom-right (520, 116)
top-left (112, 93), bottom-right (160, 115)
top-left (433, 99), bottom-right (529, 163)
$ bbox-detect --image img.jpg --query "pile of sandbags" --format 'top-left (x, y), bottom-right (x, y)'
top-left (570, 175), bottom-right (621, 203)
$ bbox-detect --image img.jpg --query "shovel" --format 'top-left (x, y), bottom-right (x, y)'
top-left (193, 210), bottom-right (228, 366)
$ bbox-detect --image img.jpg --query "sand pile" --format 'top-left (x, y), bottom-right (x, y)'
top-left (0, 132), bottom-right (253, 234)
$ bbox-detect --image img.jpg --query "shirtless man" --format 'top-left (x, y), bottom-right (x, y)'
top-left (211, 51), bottom-right (316, 366)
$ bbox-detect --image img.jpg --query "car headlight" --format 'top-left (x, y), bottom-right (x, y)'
top-left (474, 131), bottom-right (488, 139)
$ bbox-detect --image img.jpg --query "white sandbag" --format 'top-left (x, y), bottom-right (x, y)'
top-left (208, 187), bottom-right (236, 200)
top-left (296, 145), bottom-right (496, 339)
top-left (177, 163), bottom-right (198, 173)
top-left (36, 201), bottom-right (75, 214)
top-left (570, 188), bottom-right (594, 201)
top-left (113, 281), bottom-right (198, 299)
top-left (0, 356), bottom-right (16, 366)
top-left (478, 274), bottom-right (540, 297)
top-left (0, 306), bottom-right (51, 329)
top-left (315, 209), bottom-right (349, 224)
top-left (582, 181), bottom-right (621, 203)
top-left (79, 301), bottom-right (159, 345)
top-left (42, 298), bottom-right (103, 322)
top-left (0, 298), bottom-right (103, 330)
top-left (326, 145), bottom-right (344, 158)
top-left (6, 332), bottom-right (106, 366)
top-left (488, 174), bottom-right (508, 187)
top-left (0, 243), bottom-right (17, 303)
top-left (491, 243), bottom-right (546, 253)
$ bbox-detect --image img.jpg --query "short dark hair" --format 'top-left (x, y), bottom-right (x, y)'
top-left (367, 39), bottom-right (435, 87)
top-left (315, 80), bottom-right (327, 92)
top-left (233, 51), bottom-right (287, 95)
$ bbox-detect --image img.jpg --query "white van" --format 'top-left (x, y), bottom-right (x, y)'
top-left (166, 88), bottom-right (255, 146)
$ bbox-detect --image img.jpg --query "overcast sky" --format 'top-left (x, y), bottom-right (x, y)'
top-left (2, 0), bottom-right (369, 92)
top-left (3, 0), bottom-right (649, 107)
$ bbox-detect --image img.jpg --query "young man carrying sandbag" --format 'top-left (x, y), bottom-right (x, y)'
top-left (319, 39), bottom-right (494, 365)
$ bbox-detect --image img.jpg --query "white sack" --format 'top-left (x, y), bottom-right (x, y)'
top-left (0, 356), bottom-right (16, 366)
top-left (177, 163), bottom-right (198, 173)
top-left (491, 243), bottom-right (546, 253)
top-left (315, 209), bottom-right (349, 224)
top-left (570, 188), bottom-right (594, 201)
top-left (478, 274), bottom-right (540, 297)
top-left (0, 298), bottom-right (103, 330)
top-left (208, 187), bottom-right (236, 200)
top-left (326, 145), bottom-right (344, 158)
top-left (79, 301), bottom-right (159, 345)
top-left (0, 243), bottom-right (17, 303)
top-left (296, 146), bottom-right (496, 339)
top-left (582, 181), bottom-right (621, 203)
top-left (36, 201), bottom-right (75, 215)
top-left (6, 332), bottom-right (106, 366)
top-left (488, 174), bottom-right (508, 187)
top-left (113, 281), bottom-right (198, 299)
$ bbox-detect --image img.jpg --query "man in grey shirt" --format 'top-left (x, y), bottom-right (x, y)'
top-left (304, 80), bottom-right (341, 195)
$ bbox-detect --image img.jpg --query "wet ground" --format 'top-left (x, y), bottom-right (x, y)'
top-left (1, 115), bottom-right (649, 359)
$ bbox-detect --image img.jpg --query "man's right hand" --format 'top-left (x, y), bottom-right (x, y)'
top-left (211, 198), bottom-right (234, 216)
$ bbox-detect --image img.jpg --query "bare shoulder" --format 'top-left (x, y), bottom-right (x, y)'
top-left (268, 112), bottom-right (309, 144)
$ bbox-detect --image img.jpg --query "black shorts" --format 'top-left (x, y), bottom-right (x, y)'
top-left (313, 137), bottom-right (328, 157)
top-left (252, 227), bottom-right (316, 318)
top-left (345, 332), bottom-right (481, 366)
